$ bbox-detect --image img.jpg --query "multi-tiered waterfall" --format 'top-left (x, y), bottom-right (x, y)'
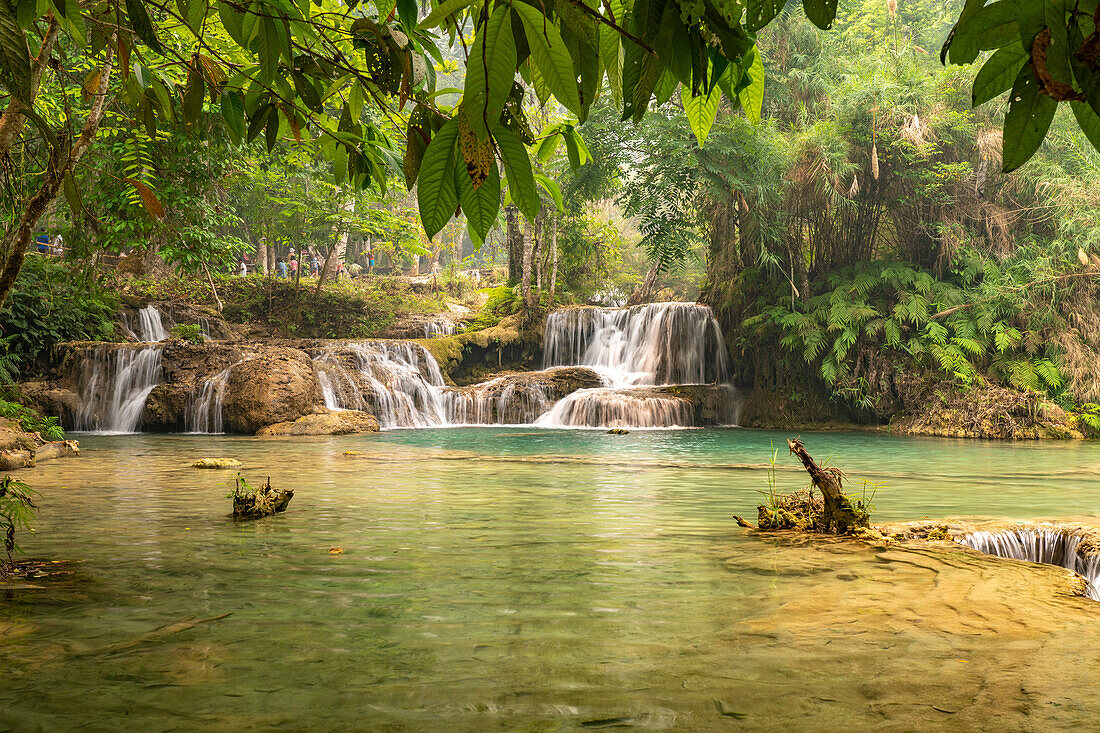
top-left (64, 301), bottom-right (736, 433)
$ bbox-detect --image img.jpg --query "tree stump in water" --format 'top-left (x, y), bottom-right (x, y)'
top-left (784, 438), bottom-right (869, 534)
top-left (232, 476), bottom-right (293, 519)
top-left (736, 439), bottom-right (871, 534)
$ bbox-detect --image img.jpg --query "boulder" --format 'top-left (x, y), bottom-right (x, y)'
top-left (0, 418), bottom-right (79, 470)
top-left (223, 347), bottom-right (320, 434)
top-left (256, 410), bottom-right (380, 436)
top-left (192, 458), bottom-right (242, 469)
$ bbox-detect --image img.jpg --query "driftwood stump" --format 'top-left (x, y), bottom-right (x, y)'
top-left (785, 438), bottom-right (868, 534)
top-left (232, 477), bottom-right (293, 519)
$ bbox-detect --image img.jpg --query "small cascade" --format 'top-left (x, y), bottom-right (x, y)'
top-left (73, 346), bottom-right (164, 433)
top-left (186, 366), bottom-right (234, 434)
top-left (311, 342), bottom-right (449, 428)
top-left (958, 529), bottom-right (1100, 601)
top-left (423, 320), bottom-right (461, 338)
top-left (445, 376), bottom-right (554, 425)
top-left (121, 305), bottom-right (168, 342)
top-left (536, 388), bottom-right (694, 428)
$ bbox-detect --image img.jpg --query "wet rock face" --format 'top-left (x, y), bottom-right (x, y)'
top-left (256, 410), bottom-right (380, 436)
top-left (223, 348), bottom-right (320, 434)
top-left (443, 367), bottom-right (604, 424)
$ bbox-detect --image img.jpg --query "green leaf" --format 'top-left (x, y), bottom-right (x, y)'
top-left (944, 0), bottom-right (986, 65)
top-left (495, 126), bottom-right (540, 220)
top-left (421, 0), bottom-right (474, 29)
top-left (681, 73), bottom-right (720, 146)
top-left (1002, 64), bottom-right (1056, 172)
top-left (802, 0), bottom-right (838, 30)
top-left (971, 0), bottom-right (1018, 50)
top-left (737, 45), bottom-right (764, 124)
top-left (64, 0), bottom-right (86, 47)
top-left (533, 171), bottom-right (563, 212)
top-left (292, 70), bottom-right (322, 111)
top-left (0, 13), bottom-right (32, 104)
top-left (417, 117), bottom-right (462, 239)
top-left (456, 155), bottom-right (500, 240)
top-left (63, 170), bottom-right (83, 215)
top-left (221, 89), bottom-right (245, 145)
top-left (600, 0), bottom-right (623, 107)
top-left (464, 5), bottom-right (517, 140)
top-left (397, 0), bottom-right (417, 30)
top-left (125, 0), bottom-right (162, 53)
top-left (746, 0), bottom-right (784, 32)
top-left (536, 129), bottom-right (562, 163)
top-left (512, 2), bottom-right (581, 115)
top-left (972, 42), bottom-right (1026, 106)
top-left (1071, 99), bottom-right (1100, 151)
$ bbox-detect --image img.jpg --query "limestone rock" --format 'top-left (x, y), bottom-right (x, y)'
top-left (256, 410), bottom-right (380, 436)
top-left (192, 458), bottom-right (242, 469)
top-left (223, 347), bottom-right (320, 434)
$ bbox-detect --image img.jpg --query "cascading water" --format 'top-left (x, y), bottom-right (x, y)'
top-left (312, 342), bottom-right (450, 428)
top-left (423, 320), bottom-right (460, 338)
top-left (186, 366), bottom-right (234, 434)
top-left (958, 529), bottom-right (1100, 601)
top-left (536, 302), bottom-right (735, 428)
top-left (73, 346), bottom-right (164, 433)
top-left (121, 305), bottom-right (168, 342)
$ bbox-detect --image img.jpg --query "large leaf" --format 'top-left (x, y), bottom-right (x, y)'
top-left (972, 42), bottom-right (1026, 106)
top-left (1071, 99), bottom-right (1100, 151)
top-left (943, 0), bottom-right (987, 65)
top-left (746, 0), bottom-right (785, 32)
top-left (971, 0), bottom-right (1018, 50)
top-left (512, 2), bottom-right (581, 115)
top-left (221, 89), bottom-right (245, 145)
top-left (681, 70), bottom-right (720, 146)
top-left (495, 126), bottom-right (540, 220)
top-left (533, 171), bottom-right (564, 212)
top-left (64, 0), bottom-right (86, 47)
top-left (1002, 65), bottom-right (1056, 172)
top-left (0, 13), bottom-right (32, 104)
top-left (125, 0), bottom-right (162, 53)
top-left (737, 46), bottom-right (764, 124)
top-left (62, 170), bottom-right (83, 216)
top-left (417, 117), bottom-right (462, 238)
top-left (464, 5), bottom-right (516, 140)
top-left (124, 178), bottom-right (166, 219)
top-left (397, 0), bottom-right (417, 30)
top-left (456, 156), bottom-right (501, 241)
top-left (802, 0), bottom-right (838, 30)
top-left (421, 0), bottom-right (474, 28)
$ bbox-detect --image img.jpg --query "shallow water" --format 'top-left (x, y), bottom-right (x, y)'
top-left (4, 428), bottom-right (1100, 730)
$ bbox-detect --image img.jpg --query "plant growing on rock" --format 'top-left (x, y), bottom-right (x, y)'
top-left (169, 324), bottom-right (205, 344)
top-left (227, 474), bottom-right (293, 520)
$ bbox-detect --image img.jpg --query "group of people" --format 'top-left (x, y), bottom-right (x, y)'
top-left (237, 246), bottom-right (377, 280)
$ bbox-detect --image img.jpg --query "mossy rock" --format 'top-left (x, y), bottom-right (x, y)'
top-left (192, 458), bottom-right (242, 469)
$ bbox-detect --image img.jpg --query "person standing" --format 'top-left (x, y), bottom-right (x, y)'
top-left (239, 259), bottom-right (248, 277)
top-left (277, 258), bottom-right (288, 278)
top-left (289, 255), bottom-right (299, 277)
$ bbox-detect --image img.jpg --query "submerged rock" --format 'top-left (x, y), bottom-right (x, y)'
top-left (191, 458), bottom-right (242, 469)
top-left (223, 347), bottom-right (320, 434)
top-left (607, 428), bottom-right (630, 434)
top-left (256, 410), bottom-right (380, 436)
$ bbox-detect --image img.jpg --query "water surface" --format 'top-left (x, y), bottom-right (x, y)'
top-left (3, 428), bottom-right (1100, 730)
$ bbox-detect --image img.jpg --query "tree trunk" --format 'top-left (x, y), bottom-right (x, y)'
top-left (521, 216), bottom-right (539, 313)
top-left (549, 216), bottom-right (558, 306)
top-left (505, 205), bottom-right (523, 284)
top-left (627, 261), bottom-right (660, 306)
top-left (0, 37), bottom-right (114, 311)
top-left (322, 195), bottom-right (354, 283)
top-left (256, 236), bottom-right (268, 274)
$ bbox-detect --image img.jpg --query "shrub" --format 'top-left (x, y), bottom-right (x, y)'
top-left (0, 475), bottom-right (37, 563)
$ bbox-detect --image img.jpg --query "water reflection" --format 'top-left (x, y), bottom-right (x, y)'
top-left (4, 429), bottom-right (1100, 729)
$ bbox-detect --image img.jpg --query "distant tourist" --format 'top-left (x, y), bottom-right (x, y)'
top-left (239, 260), bottom-right (248, 277)
top-left (310, 257), bottom-right (320, 276)
top-left (277, 258), bottom-right (288, 278)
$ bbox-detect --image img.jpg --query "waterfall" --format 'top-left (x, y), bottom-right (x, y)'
top-left (311, 342), bottom-right (450, 428)
top-left (186, 366), bottom-right (234, 434)
top-left (537, 302), bottom-right (735, 427)
top-left (536, 388), bottom-right (694, 428)
top-left (958, 529), bottom-right (1100, 601)
top-left (444, 375), bottom-right (555, 425)
top-left (543, 302), bottom-right (730, 387)
top-left (423, 320), bottom-right (460, 338)
top-left (121, 305), bottom-right (168, 342)
top-left (73, 346), bottom-right (164, 433)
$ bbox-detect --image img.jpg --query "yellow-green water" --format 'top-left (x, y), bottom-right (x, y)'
top-left (3, 428), bottom-right (1100, 730)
